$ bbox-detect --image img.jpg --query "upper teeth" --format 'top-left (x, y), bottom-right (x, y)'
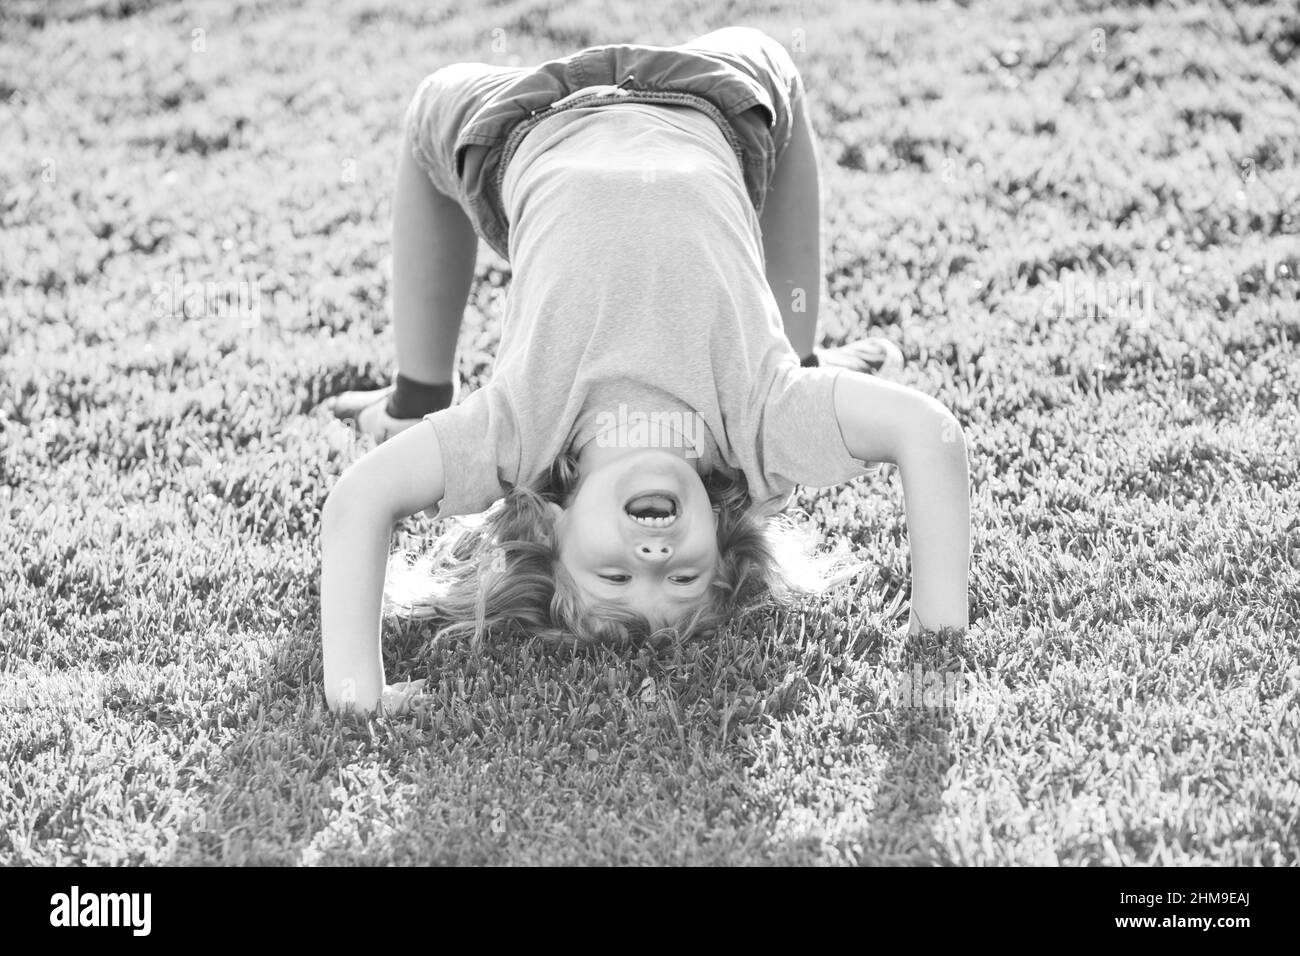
top-left (630, 514), bottom-right (674, 527)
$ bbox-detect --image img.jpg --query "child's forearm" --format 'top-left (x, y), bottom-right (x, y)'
top-left (897, 417), bottom-right (971, 634)
top-left (320, 485), bottom-right (393, 713)
top-left (829, 372), bottom-right (971, 633)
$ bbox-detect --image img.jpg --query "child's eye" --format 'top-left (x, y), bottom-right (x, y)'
top-left (670, 575), bottom-right (698, 585)
top-left (600, 574), bottom-right (630, 583)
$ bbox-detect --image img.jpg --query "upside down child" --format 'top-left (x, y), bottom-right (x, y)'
top-left (318, 27), bottom-right (970, 715)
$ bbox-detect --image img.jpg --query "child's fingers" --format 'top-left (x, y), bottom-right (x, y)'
top-left (385, 680), bottom-right (426, 698)
top-left (380, 679), bottom-right (428, 716)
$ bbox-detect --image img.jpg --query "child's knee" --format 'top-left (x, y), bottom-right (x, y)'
top-left (404, 65), bottom-right (466, 146)
top-left (403, 63), bottom-right (489, 198)
top-left (713, 25), bottom-right (799, 70)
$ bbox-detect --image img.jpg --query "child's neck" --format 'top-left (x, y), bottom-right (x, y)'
top-left (575, 433), bottom-right (707, 476)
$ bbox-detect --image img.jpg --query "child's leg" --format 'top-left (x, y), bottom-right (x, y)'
top-left (757, 42), bottom-right (903, 376)
top-left (390, 145), bottom-right (478, 392)
top-left (326, 147), bottom-right (478, 439)
top-left (759, 71), bottom-right (821, 361)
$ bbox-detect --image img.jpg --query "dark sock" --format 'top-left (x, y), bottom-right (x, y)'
top-left (800, 351), bottom-right (820, 368)
top-left (385, 373), bottom-right (455, 419)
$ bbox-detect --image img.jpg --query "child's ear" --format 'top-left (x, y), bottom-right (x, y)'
top-left (546, 502), bottom-right (564, 525)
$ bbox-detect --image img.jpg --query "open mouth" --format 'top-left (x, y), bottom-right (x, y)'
top-left (624, 491), bottom-right (679, 528)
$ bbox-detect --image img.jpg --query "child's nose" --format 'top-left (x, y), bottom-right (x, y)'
top-left (634, 541), bottom-right (672, 563)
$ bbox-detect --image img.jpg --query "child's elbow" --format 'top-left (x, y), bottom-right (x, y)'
top-left (908, 397), bottom-right (966, 456)
top-left (890, 402), bottom-right (968, 482)
top-left (935, 408), bottom-right (966, 455)
top-left (321, 470), bottom-right (386, 531)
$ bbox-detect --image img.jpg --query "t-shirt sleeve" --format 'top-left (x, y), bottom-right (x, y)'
top-left (422, 383), bottom-right (520, 518)
top-left (760, 364), bottom-right (879, 492)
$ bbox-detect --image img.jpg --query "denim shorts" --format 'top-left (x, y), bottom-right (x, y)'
top-left (403, 26), bottom-right (805, 261)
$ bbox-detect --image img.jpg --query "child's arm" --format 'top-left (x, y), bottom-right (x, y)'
top-left (832, 371), bottom-right (970, 634)
top-left (320, 420), bottom-right (446, 714)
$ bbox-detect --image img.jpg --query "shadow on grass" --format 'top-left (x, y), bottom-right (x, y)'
top-left (168, 604), bottom-right (968, 865)
top-left (863, 630), bottom-right (965, 865)
top-left (738, 609), bottom-right (967, 865)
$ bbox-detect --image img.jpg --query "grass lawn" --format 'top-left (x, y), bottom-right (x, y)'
top-left (1, 0), bottom-right (1298, 865)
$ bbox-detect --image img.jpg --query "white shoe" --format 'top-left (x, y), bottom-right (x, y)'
top-left (814, 338), bottom-right (905, 376)
top-left (320, 386), bottom-right (421, 443)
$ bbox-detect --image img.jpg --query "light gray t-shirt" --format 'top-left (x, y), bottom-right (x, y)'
top-left (425, 101), bottom-right (873, 517)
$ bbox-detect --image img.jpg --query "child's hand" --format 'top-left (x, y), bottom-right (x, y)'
top-left (380, 679), bottom-right (428, 716)
top-left (895, 615), bottom-right (975, 639)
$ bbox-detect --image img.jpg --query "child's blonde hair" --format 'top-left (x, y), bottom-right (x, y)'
top-left (383, 451), bottom-right (862, 648)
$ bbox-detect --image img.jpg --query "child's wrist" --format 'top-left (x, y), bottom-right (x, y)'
top-left (324, 666), bottom-right (383, 713)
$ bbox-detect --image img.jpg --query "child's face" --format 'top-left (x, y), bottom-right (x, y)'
top-left (549, 449), bottom-right (719, 628)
